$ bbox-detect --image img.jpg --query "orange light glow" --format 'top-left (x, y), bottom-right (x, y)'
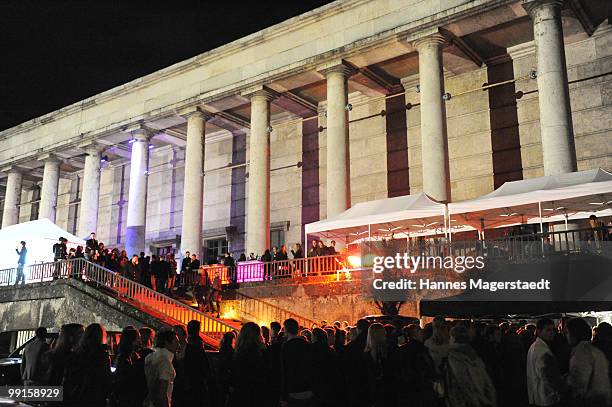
top-left (347, 255), bottom-right (361, 268)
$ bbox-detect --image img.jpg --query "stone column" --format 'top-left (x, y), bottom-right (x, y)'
top-left (180, 109), bottom-right (210, 261)
top-left (323, 63), bottom-right (353, 217)
top-left (523, 0), bottom-right (576, 175)
top-left (1, 168), bottom-right (23, 228)
top-left (38, 154), bottom-right (61, 222)
top-left (125, 128), bottom-right (151, 256)
top-left (246, 88), bottom-right (274, 256)
top-left (78, 143), bottom-right (104, 238)
top-left (414, 33), bottom-right (451, 202)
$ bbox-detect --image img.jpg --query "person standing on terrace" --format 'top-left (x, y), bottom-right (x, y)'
top-left (15, 240), bottom-right (27, 285)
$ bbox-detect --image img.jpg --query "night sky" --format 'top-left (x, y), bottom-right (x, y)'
top-left (0, 0), bottom-right (335, 131)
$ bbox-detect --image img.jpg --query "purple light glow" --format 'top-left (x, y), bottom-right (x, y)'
top-left (128, 139), bottom-right (136, 144)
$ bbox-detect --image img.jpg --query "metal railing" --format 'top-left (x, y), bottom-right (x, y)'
top-left (177, 255), bottom-right (347, 287)
top-left (0, 259), bottom-right (237, 345)
top-left (394, 227), bottom-right (612, 263)
top-left (232, 291), bottom-right (318, 329)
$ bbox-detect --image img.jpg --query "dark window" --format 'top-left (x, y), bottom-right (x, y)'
top-left (30, 186), bottom-right (41, 221)
top-left (205, 238), bottom-right (228, 264)
top-left (270, 229), bottom-right (284, 251)
top-left (157, 246), bottom-right (174, 257)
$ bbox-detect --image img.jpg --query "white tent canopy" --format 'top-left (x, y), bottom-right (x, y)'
top-left (304, 192), bottom-right (446, 241)
top-left (448, 168), bottom-right (612, 230)
top-left (0, 218), bottom-right (85, 269)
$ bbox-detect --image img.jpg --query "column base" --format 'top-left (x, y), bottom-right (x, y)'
top-left (125, 225), bottom-right (146, 256)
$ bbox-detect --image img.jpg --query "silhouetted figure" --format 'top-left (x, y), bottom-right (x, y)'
top-left (63, 323), bottom-right (112, 407)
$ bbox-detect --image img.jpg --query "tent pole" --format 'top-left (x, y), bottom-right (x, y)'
top-left (538, 201), bottom-right (545, 256)
top-left (538, 201), bottom-right (544, 234)
top-left (447, 206), bottom-right (452, 243)
top-left (564, 213), bottom-right (568, 232)
top-left (443, 205), bottom-right (449, 239)
top-left (304, 229), bottom-right (308, 259)
top-left (368, 224), bottom-right (371, 262)
top-left (480, 218), bottom-right (485, 241)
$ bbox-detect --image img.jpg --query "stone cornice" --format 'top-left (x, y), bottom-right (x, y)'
top-left (0, 0), bottom-right (367, 139)
top-left (0, 0), bottom-right (517, 169)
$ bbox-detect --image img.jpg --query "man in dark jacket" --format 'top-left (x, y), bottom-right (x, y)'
top-left (223, 252), bottom-right (236, 283)
top-left (180, 251), bottom-right (191, 274)
top-left (399, 324), bottom-right (436, 407)
top-left (149, 255), bottom-right (160, 291)
top-left (155, 256), bottom-right (169, 294)
top-left (52, 237), bottom-right (67, 279)
top-left (139, 252), bottom-right (151, 287)
top-left (345, 318), bottom-right (370, 407)
top-left (21, 327), bottom-right (49, 385)
top-left (86, 232), bottom-right (100, 258)
top-left (183, 320), bottom-right (212, 406)
top-left (15, 240), bottom-right (27, 285)
top-left (280, 318), bottom-right (313, 406)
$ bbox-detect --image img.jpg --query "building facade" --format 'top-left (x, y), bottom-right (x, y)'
top-left (0, 0), bottom-right (610, 263)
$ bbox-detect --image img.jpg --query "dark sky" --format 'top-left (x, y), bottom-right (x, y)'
top-left (0, 0), bottom-right (335, 131)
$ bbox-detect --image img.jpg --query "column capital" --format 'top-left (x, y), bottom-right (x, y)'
top-left (79, 141), bottom-right (107, 155)
top-left (122, 122), bottom-right (154, 141)
top-left (179, 106), bottom-right (214, 121)
top-left (522, 0), bottom-right (565, 18)
top-left (37, 152), bottom-right (62, 165)
top-left (241, 85), bottom-right (278, 101)
top-left (130, 127), bottom-right (154, 142)
top-left (317, 60), bottom-right (357, 78)
top-left (0, 165), bottom-right (23, 175)
top-left (413, 33), bottom-right (447, 51)
top-left (400, 73), bottom-right (420, 90)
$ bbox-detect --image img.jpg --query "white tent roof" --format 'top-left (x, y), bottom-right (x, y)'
top-left (305, 192), bottom-right (446, 238)
top-left (448, 168), bottom-right (612, 229)
top-left (0, 219), bottom-right (85, 269)
top-left (0, 218), bottom-right (85, 246)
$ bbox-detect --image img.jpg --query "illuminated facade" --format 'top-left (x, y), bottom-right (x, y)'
top-left (0, 0), bottom-right (610, 264)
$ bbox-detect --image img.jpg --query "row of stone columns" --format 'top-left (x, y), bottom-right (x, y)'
top-left (1, 0), bottom-right (575, 258)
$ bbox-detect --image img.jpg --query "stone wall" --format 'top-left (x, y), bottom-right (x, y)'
top-left (10, 26), bottom-right (612, 257)
top-left (0, 279), bottom-right (166, 332)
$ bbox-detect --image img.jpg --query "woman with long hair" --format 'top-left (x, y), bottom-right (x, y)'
top-left (63, 323), bottom-right (112, 407)
top-left (217, 331), bottom-right (237, 407)
top-left (312, 328), bottom-right (342, 406)
top-left (111, 328), bottom-right (145, 407)
top-left (363, 323), bottom-right (400, 407)
top-left (230, 323), bottom-right (269, 406)
top-left (44, 323), bottom-right (84, 386)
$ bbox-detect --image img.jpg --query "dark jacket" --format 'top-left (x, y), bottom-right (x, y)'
top-left (399, 340), bottom-right (437, 406)
top-left (86, 239), bottom-right (100, 255)
top-left (363, 348), bottom-right (401, 407)
top-left (53, 242), bottom-right (67, 260)
top-left (280, 336), bottom-right (313, 400)
top-left (180, 257), bottom-right (191, 273)
top-left (44, 349), bottom-right (72, 386)
top-left (311, 342), bottom-right (342, 405)
top-left (229, 345), bottom-right (269, 407)
top-left (183, 336), bottom-right (212, 406)
top-left (63, 346), bottom-right (111, 407)
top-left (128, 262), bottom-right (140, 282)
top-left (112, 352), bottom-right (145, 407)
top-left (190, 259), bottom-right (201, 272)
top-left (345, 332), bottom-right (369, 407)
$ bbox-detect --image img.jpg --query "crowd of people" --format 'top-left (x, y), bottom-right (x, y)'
top-left (17, 315), bottom-right (612, 407)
